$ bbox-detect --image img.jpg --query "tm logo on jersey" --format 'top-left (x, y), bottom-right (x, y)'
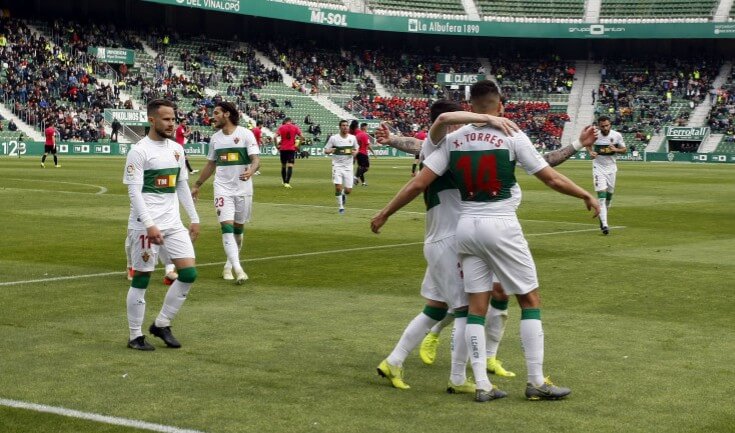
top-left (155, 174), bottom-right (177, 187)
top-left (220, 153), bottom-right (240, 162)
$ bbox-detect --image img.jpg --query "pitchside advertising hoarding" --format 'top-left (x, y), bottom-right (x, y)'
top-left (2, 139), bottom-right (733, 162)
top-left (143, 0), bottom-right (735, 39)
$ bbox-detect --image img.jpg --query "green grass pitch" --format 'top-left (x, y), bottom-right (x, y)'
top-left (0, 155), bottom-right (733, 433)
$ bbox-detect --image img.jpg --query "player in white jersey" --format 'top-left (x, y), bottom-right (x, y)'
top-left (375, 107), bottom-right (598, 388)
top-left (123, 99), bottom-right (200, 351)
top-left (324, 120), bottom-right (359, 214)
top-left (372, 80), bottom-right (599, 402)
top-left (191, 101), bottom-right (260, 284)
top-left (589, 115), bottom-right (626, 235)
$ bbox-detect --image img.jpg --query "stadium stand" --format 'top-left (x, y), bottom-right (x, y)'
top-left (600, 0), bottom-right (717, 22)
top-left (477, 0), bottom-right (585, 21)
top-left (707, 70), bottom-right (735, 152)
top-left (594, 59), bottom-right (719, 149)
top-left (367, 0), bottom-right (469, 19)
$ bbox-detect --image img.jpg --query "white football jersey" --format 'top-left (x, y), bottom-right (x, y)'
top-left (325, 134), bottom-right (358, 169)
top-left (592, 130), bottom-right (625, 174)
top-left (424, 125), bottom-right (548, 218)
top-left (421, 137), bottom-right (461, 243)
top-left (123, 136), bottom-right (188, 230)
top-left (208, 126), bottom-right (260, 196)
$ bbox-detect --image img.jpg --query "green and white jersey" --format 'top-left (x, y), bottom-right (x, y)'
top-left (592, 130), bottom-right (625, 174)
top-left (423, 124), bottom-right (547, 217)
top-left (207, 126), bottom-right (260, 196)
top-left (325, 133), bottom-right (358, 169)
top-left (421, 137), bottom-right (461, 243)
top-left (123, 136), bottom-right (187, 230)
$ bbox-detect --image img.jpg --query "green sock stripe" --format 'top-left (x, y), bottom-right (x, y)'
top-left (521, 308), bottom-right (541, 320)
top-left (606, 192), bottom-right (614, 202)
top-left (423, 305), bottom-right (448, 321)
top-left (177, 267), bottom-right (197, 283)
top-left (131, 274), bottom-right (151, 289)
top-left (490, 298), bottom-right (509, 310)
top-left (220, 224), bottom-right (234, 234)
top-left (597, 191), bottom-right (607, 199)
top-left (335, 191), bottom-right (341, 196)
top-left (453, 309), bottom-right (468, 318)
top-left (467, 314), bottom-right (486, 326)
top-left (233, 226), bottom-right (244, 235)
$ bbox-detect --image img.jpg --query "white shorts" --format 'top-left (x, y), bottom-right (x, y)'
top-left (215, 195), bottom-right (252, 224)
top-left (421, 236), bottom-right (468, 309)
top-left (332, 166), bottom-right (354, 189)
top-left (593, 170), bottom-right (616, 193)
top-left (127, 226), bottom-right (195, 272)
top-left (455, 215), bottom-right (538, 296)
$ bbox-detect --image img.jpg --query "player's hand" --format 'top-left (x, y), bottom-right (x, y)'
top-left (371, 211), bottom-right (388, 234)
top-left (375, 122), bottom-right (392, 145)
top-left (486, 116), bottom-right (520, 136)
top-left (583, 194), bottom-right (601, 218)
top-left (589, 150), bottom-right (598, 159)
top-left (410, 171), bottom-right (417, 177)
top-left (239, 169), bottom-right (254, 181)
top-left (189, 223), bottom-right (200, 242)
top-left (147, 226), bottom-right (164, 245)
top-left (579, 125), bottom-right (597, 147)
top-left (191, 186), bottom-right (200, 201)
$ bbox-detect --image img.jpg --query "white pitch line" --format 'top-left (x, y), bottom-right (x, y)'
top-left (0, 225), bottom-right (624, 288)
top-left (4, 178), bottom-right (108, 194)
top-left (0, 398), bottom-right (205, 433)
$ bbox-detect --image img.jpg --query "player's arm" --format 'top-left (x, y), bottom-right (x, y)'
top-left (411, 154), bottom-right (420, 177)
top-left (240, 154), bottom-right (260, 181)
top-left (191, 159), bottom-right (216, 200)
top-left (323, 138), bottom-right (335, 154)
top-left (612, 136), bottom-right (628, 154)
top-left (375, 122), bottom-right (422, 155)
top-left (176, 179), bottom-right (200, 241)
top-left (125, 150), bottom-right (162, 244)
top-left (371, 166), bottom-right (439, 234)
top-left (543, 126), bottom-right (597, 167)
top-left (533, 167), bottom-right (599, 218)
top-left (128, 184), bottom-right (163, 245)
top-left (430, 112), bottom-right (519, 145)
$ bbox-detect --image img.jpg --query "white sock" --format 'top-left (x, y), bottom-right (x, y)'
top-left (520, 319), bottom-right (545, 387)
top-left (126, 287), bottom-right (146, 340)
top-left (430, 313), bottom-right (455, 335)
top-left (336, 194), bottom-right (343, 209)
top-left (386, 312), bottom-right (438, 367)
top-left (598, 196), bottom-right (609, 227)
top-left (485, 307), bottom-right (508, 358)
top-left (222, 233), bottom-right (244, 273)
top-left (235, 233), bottom-right (243, 250)
top-left (466, 323), bottom-right (491, 391)
top-left (449, 316), bottom-right (468, 386)
top-left (155, 280), bottom-right (192, 327)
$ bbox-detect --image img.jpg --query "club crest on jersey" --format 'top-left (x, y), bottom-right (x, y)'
top-left (234, 137), bottom-right (240, 144)
top-left (142, 251), bottom-right (150, 263)
top-left (174, 151), bottom-right (181, 162)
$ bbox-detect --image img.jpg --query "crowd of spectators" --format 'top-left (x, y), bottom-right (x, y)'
top-left (254, 38), bottom-right (370, 95)
top-left (595, 59), bottom-right (717, 137)
top-left (707, 77), bottom-right (735, 140)
top-left (0, 18), bottom-right (136, 141)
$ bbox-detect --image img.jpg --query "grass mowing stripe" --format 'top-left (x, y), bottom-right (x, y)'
top-left (0, 398), bottom-right (205, 433)
top-left (0, 226), bottom-right (622, 287)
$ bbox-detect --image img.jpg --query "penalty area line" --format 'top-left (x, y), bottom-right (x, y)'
top-left (0, 398), bottom-right (205, 433)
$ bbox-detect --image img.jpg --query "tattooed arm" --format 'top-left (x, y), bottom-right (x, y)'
top-left (543, 125), bottom-right (597, 167)
top-left (375, 122), bottom-right (423, 155)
